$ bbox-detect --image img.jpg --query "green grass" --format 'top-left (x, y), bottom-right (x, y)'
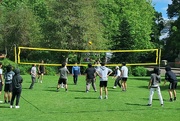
top-left (0, 75), bottom-right (179, 121)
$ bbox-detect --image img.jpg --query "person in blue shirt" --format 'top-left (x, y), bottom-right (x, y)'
top-left (72, 63), bottom-right (81, 85)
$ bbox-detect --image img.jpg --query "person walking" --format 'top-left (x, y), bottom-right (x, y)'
top-left (96, 62), bottom-right (113, 99)
top-left (38, 60), bottom-right (45, 83)
top-left (84, 63), bottom-right (97, 92)
top-left (147, 67), bottom-right (163, 107)
top-left (72, 62), bottom-right (81, 85)
top-left (0, 62), bottom-right (4, 103)
top-left (121, 62), bottom-right (128, 91)
top-left (4, 65), bottom-right (15, 103)
top-left (163, 66), bottom-right (178, 102)
top-left (57, 62), bottom-right (70, 92)
top-left (10, 68), bottom-right (23, 108)
top-left (112, 66), bottom-right (121, 89)
top-left (29, 64), bottom-right (37, 89)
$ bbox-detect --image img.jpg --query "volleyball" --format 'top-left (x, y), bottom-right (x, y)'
top-left (88, 41), bottom-right (92, 45)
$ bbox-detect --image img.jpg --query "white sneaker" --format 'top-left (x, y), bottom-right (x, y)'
top-left (99, 96), bottom-right (102, 99)
top-left (113, 86), bottom-right (117, 89)
top-left (40, 80), bottom-right (42, 83)
top-left (15, 106), bottom-right (20, 109)
top-left (105, 96), bottom-right (108, 99)
top-left (0, 100), bottom-right (3, 103)
top-left (10, 105), bottom-right (13, 108)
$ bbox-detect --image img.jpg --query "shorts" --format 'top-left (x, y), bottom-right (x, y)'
top-left (0, 82), bottom-right (2, 91)
top-left (58, 78), bottom-right (67, 84)
top-left (100, 81), bottom-right (108, 87)
top-left (4, 83), bottom-right (12, 92)
top-left (38, 71), bottom-right (44, 75)
top-left (86, 78), bottom-right (95, 84)
top-left (122, 77), bottom-right (128, 82)
top-left (169, 82), bottom-right (177, 90)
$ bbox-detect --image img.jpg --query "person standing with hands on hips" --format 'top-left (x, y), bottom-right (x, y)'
top-left (163, 66), bottom-right (178, 102)
top-left (96, 62), bottom-right (113, 99)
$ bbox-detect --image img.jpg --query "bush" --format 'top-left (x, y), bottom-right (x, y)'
top-left (132, 66), bottom-right (147, 76)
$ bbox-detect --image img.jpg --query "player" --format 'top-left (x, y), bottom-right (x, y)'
top-left (38, 60), bottom-right (45, 83)
top-left (57, 62), bottom-right (70, 92)
top-left (163, 66), bottom-right (178, 102)
top-left (112, 66), bottom-right (121, 89)
top-left (4, 65), bottom-right (15, 103)
top-left (96, 62), bottom-right (113, 99)
top-left (121, 62), bottom-right (128, 91)
top-left (147, 67), bottom-right (163, 107)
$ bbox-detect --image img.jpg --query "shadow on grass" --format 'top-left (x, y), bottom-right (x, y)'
top-left (138, 85), bottom-right (170, 91)
top-left (74, 97), bottom-right (98, 99)
top-left (0, 105), bottom-right (9, 108)
top-left (129, 77), bottom-right (149, 81)
top-left (125, 103), bottom-right (147, 106)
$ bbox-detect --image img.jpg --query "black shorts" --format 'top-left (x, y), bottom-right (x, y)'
top-left (4, 83), bottom-right (12, 92)
top-left (0, 82), bottom-right (2, 91)
top-left (122, 77), bottom-right (128, 82)
top-left (38, 71), bottom-right (44, 75)
top-left (169, 82), bottom-right (177, 90)
top-left (58, 78), bottom-right (67, 84)
top-left (99, 81), bottom-right (108, 87)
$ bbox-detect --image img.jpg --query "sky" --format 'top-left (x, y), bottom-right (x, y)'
top-left (152, 0), bottom-right (172, 19)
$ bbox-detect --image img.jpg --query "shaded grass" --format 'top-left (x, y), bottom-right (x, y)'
top-left (0, 75), bottom-right (179, 121)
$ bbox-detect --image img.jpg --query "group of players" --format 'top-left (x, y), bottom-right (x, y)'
top-left (0, 60), bottom-right (178, 108)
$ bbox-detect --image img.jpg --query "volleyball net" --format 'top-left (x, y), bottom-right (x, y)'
top-left (15, 46), bottom-right (161, 66)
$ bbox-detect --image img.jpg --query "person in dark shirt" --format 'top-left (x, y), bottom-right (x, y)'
top-left (163, 66), bottom-right (178, 102)
top-left (4, 65), bottom-right (15, 103)
top-left (84, 63), bottom-right (97, 92)
top-left (38, 60), bottom-right (45, 83)
top-left (10, 68), bottom-right (23, 108)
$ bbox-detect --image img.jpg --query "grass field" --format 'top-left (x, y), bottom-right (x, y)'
top-left (0, 75), bottom-right (179, 121)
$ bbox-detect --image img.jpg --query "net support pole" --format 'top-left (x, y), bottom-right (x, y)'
top-left (158, 48), bottom-right (161, 68)
top-left (14, 44), bottom-right (17, 64)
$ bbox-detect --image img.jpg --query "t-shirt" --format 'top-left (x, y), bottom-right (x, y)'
top-left (121, 66), bottom-right (128, 78)
top-left (59, 67), bottom-right (69, 79)
top-left (0, 68), bottom-right (2, 82)
top-left (165, 71), bottom-right (178, 82)
top-left (85, 67), bottom-right (96, 79)
top-left (150, 73), bottom-right (161, 88)
top-left (5, 71), bottom-right (15, 84)
top-left (115, 69), bottom-right (121, 77)
top-left (72, 66), bottom-right (80, 75)
top-left (31, 66), bottom-right (37, 78)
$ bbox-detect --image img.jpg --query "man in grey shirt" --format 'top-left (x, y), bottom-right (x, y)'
top-left (57, 62), bottom-right (70, 92)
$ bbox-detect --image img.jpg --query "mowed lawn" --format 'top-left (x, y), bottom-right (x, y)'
top-left (0, 75), bottom-right (179, 121)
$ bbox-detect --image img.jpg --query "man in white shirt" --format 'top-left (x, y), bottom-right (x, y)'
top-left (121, 62), bottom-right (128, 91)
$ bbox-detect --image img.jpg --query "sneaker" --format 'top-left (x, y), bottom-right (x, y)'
top-left (4, 100), bottom-right (7, 104)
top-left (147, 104), bottom-right (152, 107)
top-left (174, 97), bottom-right (176, 101)
top-left (0, 101), bottom-right (3, 103)
top-left (15, 106), bottom-right (20, 109)
top-left (94, 90), bottom-right (97, 92)
top-left (169, 98), bottom-right (173, 102)
top-left (161, 104), bottom-right (164, 107)
top-left (10, 105), bottom-right (13, 108)
top-left (40, 80), bottom-right (42, 83)
top-left (104, 96), bottom-right (108, 99)
top-left (113, 86), bottom-right (117, 89)
top-left (86, 90), bottom-right (89, 93)
top-left (99, 96), bottom-right (102, 99)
